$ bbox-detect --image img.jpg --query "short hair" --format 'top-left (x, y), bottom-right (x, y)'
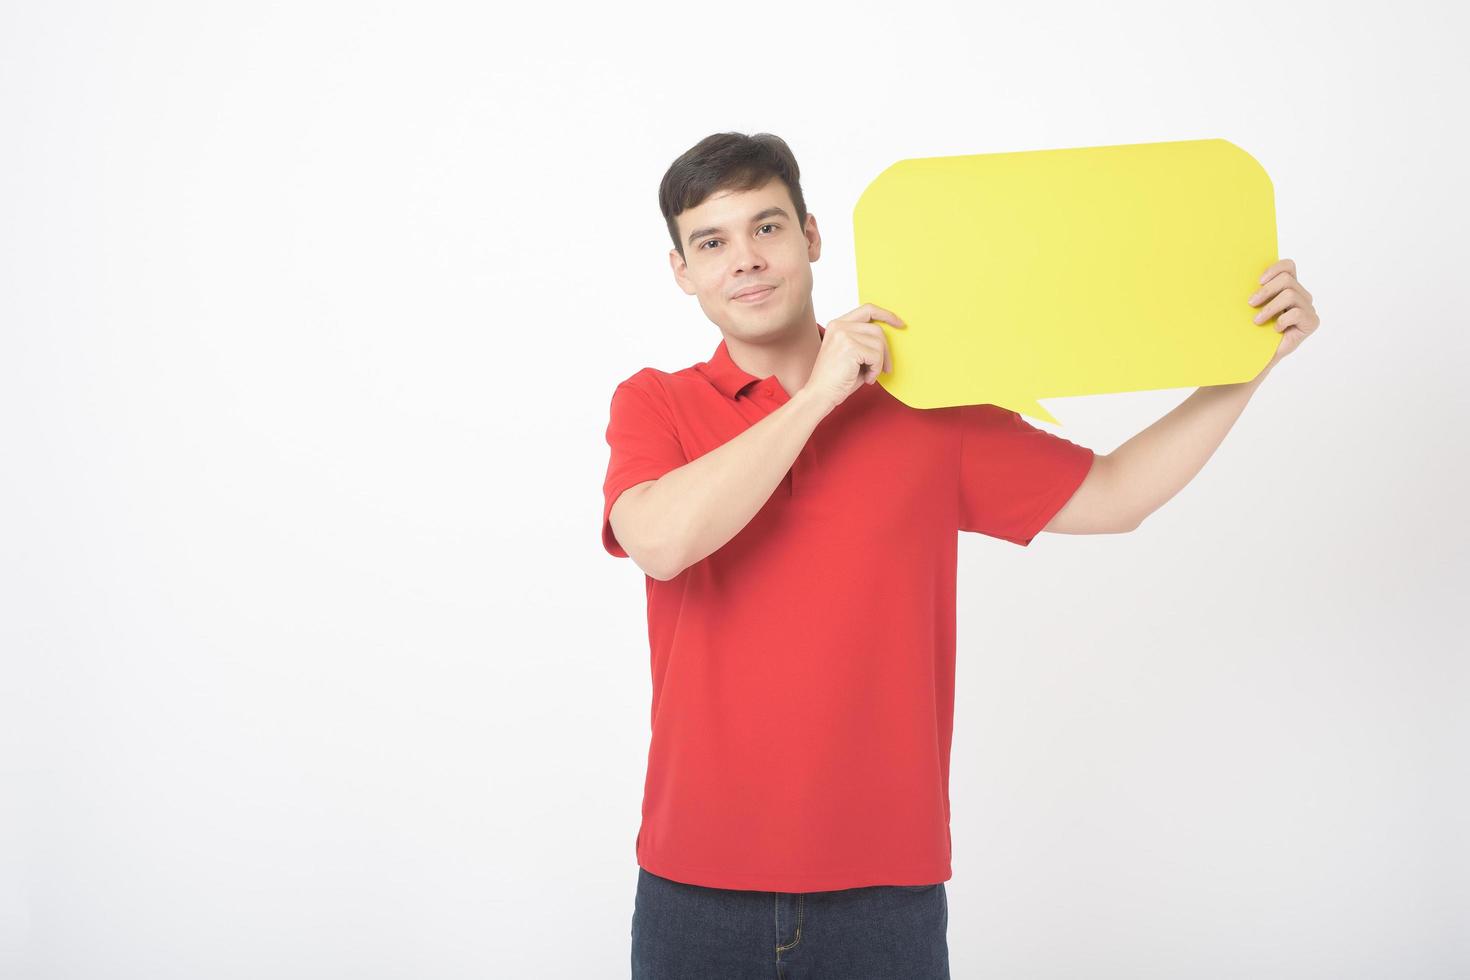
top-left (659, 132), bottom-right (808, 262)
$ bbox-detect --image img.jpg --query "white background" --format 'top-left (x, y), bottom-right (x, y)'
top-left (3, 1), bottom-right (1466, 977)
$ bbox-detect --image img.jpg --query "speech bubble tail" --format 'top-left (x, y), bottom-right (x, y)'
top-left (1008, 399), bottom-right (1061, 426)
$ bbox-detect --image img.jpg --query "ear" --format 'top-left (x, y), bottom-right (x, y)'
top-left (669, 249), bottom-right (696, 295)
top-left (805, 213), bottom-right (822, 262)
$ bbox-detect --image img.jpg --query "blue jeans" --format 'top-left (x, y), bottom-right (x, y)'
top-left (631, 867), bottom-right (950, 979)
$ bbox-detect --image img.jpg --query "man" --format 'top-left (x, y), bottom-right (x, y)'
top-left (601, 132), bottom-right (1320, 979)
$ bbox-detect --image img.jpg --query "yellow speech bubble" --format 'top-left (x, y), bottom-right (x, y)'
top-left (853, 138), bottom-right (1280, 423)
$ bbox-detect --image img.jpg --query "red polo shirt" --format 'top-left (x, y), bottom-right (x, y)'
top-left (601, 324), bottom-right (1095, 892)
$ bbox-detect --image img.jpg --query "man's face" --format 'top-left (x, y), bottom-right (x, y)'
top-left (670, 178), bottom-right (821, 342)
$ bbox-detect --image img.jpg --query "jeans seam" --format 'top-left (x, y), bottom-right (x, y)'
top-left (775, 894), bottom-right (803, 953)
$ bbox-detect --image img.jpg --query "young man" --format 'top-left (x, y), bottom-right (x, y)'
top-left (602, 132), bottom-right (1320, 979)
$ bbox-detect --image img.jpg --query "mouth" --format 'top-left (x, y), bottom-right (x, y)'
top-left (731, 285), bottom-right (776, 304)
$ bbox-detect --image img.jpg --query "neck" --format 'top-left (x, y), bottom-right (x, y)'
top-left (723, 314), bottom-right (824, 396)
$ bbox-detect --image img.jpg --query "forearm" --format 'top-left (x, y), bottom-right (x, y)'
top-left (1110, 363), bottom-right (1274, 527)
top-left (643, 388), bottom-right (831, 577)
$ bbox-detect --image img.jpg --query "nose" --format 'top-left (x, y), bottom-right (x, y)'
top-left (729, 239), bottom-right (766, 274)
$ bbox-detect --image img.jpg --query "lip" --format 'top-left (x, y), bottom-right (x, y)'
top-left (731, 284), bottom-right (776, 303)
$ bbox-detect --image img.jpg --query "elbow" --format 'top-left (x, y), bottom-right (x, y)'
top-left (1120, 507), bottom-right (1149, 533)
top-left (634, 535), bottom-right (689, 582)
top-left (609, 484), bottom-right (687, 580)
top-left (653, 537), bottom-right (692, 580)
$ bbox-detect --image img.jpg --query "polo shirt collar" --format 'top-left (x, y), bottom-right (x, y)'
top-left (700, 324), bottom-right (826, 400)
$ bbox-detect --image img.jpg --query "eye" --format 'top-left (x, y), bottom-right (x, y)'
top-left (698, 224), bottom-right (779, 251)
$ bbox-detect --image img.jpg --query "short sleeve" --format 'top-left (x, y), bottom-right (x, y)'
top-left (601, 376), bottom-right (688, 558)
top-left (957, 403), bottom-right (1095, 546)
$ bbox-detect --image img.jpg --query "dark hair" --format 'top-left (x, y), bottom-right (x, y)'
top-left (659, 132), bottom-right (808, 262)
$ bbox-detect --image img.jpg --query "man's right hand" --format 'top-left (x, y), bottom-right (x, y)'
top-left (802, 304), bottom-right (907, 413)
top-left (611, 304), bottom-right (907, 580)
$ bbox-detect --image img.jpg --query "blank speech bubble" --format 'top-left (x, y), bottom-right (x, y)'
top-left (853, 137), bottom-right (1280, 423)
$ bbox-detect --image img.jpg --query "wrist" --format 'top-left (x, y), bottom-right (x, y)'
top-left (799, 384), bottom-right (846, 420)
top-left (791, 386), bottom-right (836, 418)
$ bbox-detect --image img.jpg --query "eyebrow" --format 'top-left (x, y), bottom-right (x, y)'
top-left (686, 206), bottom-right (791, 247)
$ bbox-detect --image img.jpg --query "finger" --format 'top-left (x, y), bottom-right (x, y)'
top-left (1258, 257), bottom-right (1296, 285)
top-left (1248, 272), bottom-right (1311, 307)
top-left (1253, 287), bottom-right (1306, 324)
top-left (847, 303), bottom-right (906, 328)
top-left (868, 304), bottom-right (905, 327)
top-left (855, 337), bottom-right (886, 383)
top-left (840, 320), bottom-right (899, 352)
top-left (1275, 308), bottom-right (1307, 333)
top-left (857, 338), bottom-right (885, 382)
top-left (1279, 308), bottom-right (1320, 336)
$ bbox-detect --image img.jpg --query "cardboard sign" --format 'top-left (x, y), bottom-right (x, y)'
top-left (853, 138), bottom-right (1280, 423)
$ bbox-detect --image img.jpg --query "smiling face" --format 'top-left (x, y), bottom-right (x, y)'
top-left (669, 177), bottom-right (822, 343)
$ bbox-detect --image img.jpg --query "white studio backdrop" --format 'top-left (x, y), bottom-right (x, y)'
top-left (2, 1), bottom-right (1466, 977)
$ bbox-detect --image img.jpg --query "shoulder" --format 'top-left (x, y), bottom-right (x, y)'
top-left (614, 365), bottom-right (678, 391)
top-left (955, 401), bottom-right (1018, 424)
top-left (868, 386), bottom-right (1011, 434)
top-left (611, 360), bottom-right (712, 404)
top-left (952, 401), bottom-right (1034, 437)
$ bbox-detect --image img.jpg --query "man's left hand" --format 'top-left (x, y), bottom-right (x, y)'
top-left (1248, 258), bottom-right (1320, 372)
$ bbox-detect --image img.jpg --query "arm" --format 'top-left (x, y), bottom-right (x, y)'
top-left (1082, 363), bottom-right (1273, 532)
top-left (609, 387), bottom-right (831, 580)
top-left (1045, 257), bottom-right (1321, 535)
top-left (1043, 369), bottom-right (1271, 535)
